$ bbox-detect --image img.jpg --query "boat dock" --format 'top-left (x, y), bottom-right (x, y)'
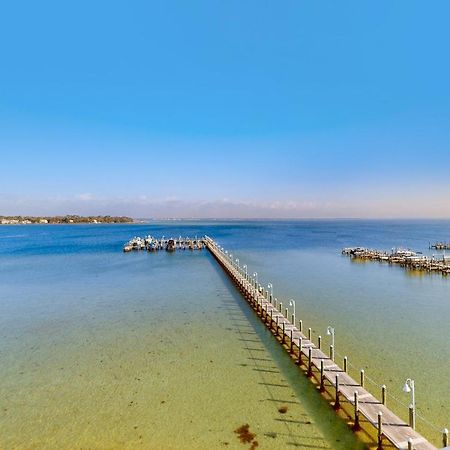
top-left (342, 247), bottom-right (450, 276)
top-left (430, 242), bottom-right (450, 251)
top-left (123, 236), bottom-right (204, 252)
top-left (123, 234), bottom-right (447, 449)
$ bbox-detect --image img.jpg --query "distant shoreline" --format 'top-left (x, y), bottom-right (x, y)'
top-left (0, 215), bottom-right (134, 225)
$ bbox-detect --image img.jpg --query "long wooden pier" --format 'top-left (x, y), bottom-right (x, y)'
top-left (204, 237), bottom-right (441, 450)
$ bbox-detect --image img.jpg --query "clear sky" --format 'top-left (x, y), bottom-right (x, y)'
top-left (1, 1), bottom-right (450, 218)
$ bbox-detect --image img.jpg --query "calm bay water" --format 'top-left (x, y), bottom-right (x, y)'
top-left (0, 220), bottom-right (449, 448)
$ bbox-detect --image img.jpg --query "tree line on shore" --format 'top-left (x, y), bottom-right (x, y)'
top-left (0, 215), bottom-right (134, 224)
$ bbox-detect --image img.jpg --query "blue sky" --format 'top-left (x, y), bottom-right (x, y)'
top-left (1, 1), bottom-right (450, 218)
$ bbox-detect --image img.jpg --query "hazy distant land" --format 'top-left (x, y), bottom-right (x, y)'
top-left (0, 215), bottom-right (134, 225)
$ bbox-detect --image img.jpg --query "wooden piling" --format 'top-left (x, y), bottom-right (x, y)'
top-left (334, 374), bottom-right (340, 409)
top-left (320, 359), bottom-right (325, 392)
top-left (290, 329), bottom-right (294, 353)
top-left (297, 337), bottom-right (302, 365)
top-left (354, 391), bottom-right (360, 430)
top-left (409, 405), bottom-right (416, 430)
top-left (378, 412), bottom-right (383, 449)
top-left (308, 346), bottom-right (313, 377)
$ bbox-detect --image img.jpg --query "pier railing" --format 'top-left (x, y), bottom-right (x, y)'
top-left (204, 236), bottom-right (445, 450)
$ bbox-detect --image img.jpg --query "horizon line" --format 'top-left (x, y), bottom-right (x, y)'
top-left (135, 217), bottom-right (450, 221)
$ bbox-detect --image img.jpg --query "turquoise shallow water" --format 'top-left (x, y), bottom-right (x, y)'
top-left (0, 220), bottom-right (449, 448)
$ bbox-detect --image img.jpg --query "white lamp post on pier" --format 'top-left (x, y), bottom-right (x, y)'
top-left (289, 299), bottom-right (296, 324)
top-left (326, 326), bottom-right (335, 360)
top-left (402, 378), bottom-right (416, 430)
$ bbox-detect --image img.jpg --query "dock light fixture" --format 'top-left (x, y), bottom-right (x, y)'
top-left (402, 378), bottom-right (415, 401)
top-left (326, 326), bottom-right (335, 349)
top-left (253, 272), bottom-right (258, 285)
top-left (236, 258), bottom-right (239, 268)
top-left (402, 378), bottom-right (416, 429)
top-left (289, 299), bottom-right (296, 318)
top-left (268, 283), bottom-right (273, 297)
top-left (243, 264), bottom-right (248, 277)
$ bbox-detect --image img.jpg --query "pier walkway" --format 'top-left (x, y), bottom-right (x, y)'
top-left (204, 237), bottom-right (438, 450)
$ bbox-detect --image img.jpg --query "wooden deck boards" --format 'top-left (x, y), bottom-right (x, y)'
top-left (205, 238), bottom-right (437, 450)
